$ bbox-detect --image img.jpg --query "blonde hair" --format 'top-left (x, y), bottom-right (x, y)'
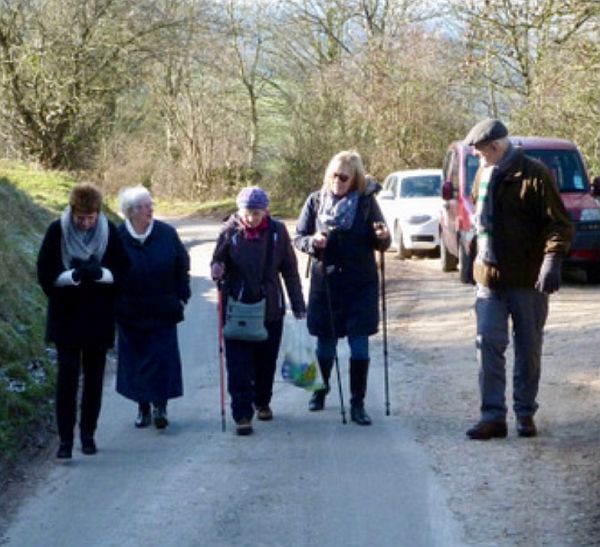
top-left (322, 150), bottom-right (366, 194)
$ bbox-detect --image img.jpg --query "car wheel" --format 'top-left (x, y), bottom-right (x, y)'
top-left (440, 235), bottom-right (458, 272)
top-left (459, 240), bottom-right (474, 284)
top-left (396, 225), bottom-right (411, 260)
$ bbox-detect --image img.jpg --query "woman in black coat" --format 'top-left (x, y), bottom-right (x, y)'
top-left (116, 186), bottom-right (191, 430)
top-left (37, 183), bottom-right (130, 459)
top-left (294, 150), bottom-right (390, 425)
top-left (211, 186), bottom-right (306, 436)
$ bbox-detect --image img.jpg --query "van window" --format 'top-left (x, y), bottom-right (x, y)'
top-left (524, 149), bottom-right (588, 192)
top-left (465, 154), bottom-right (480, 196)
top-left (447, 152), bottom-right (459, 193)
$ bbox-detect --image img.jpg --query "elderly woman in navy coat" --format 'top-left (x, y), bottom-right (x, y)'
top-left (116, 186), bottom-right (191, 430)
top-left (37, 183), bottom-right (130, 459)
top-left (295, 150), bottom-right (390, 425)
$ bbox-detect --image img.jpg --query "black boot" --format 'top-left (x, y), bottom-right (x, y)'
top-left (309, 389), bottom-right (327, 411)
top-left (153, 401), bottom-right (169, 429)
top-left (350, 359), bottom-right (372, 426)
top-left (56, 442), bottom-right (73, 459)
top-left (81, 435), bottom-right (97, 455)
top-left (135, 402), bottom-right (151, 428)
top-left (309, 358), bottom-right (333, 411)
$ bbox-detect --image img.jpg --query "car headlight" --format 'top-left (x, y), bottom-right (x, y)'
top-left (580, 208), bottom-right (600, 221)
top-left (406, 214), bottom-right (432, 225)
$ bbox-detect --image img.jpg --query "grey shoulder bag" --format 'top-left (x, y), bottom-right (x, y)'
top-left (223, 224), bottom-right (273, 342)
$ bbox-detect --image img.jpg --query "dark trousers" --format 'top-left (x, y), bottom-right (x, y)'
top-left (476, 286), bottom-right (548, 421)
top-left (224, 319), bottom-right (283, 423)
top-left (56, 346), bottom-right (107, 443)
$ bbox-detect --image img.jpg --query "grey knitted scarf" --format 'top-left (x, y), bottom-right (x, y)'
top-left (60, 206), bottom-right (109, 269)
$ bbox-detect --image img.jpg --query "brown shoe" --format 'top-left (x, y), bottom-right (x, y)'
top-left (516, 416), bottom-right (537, 437)
top-left (236, 418), bottom-right (253, 436)
top-left (256, 406), bottom-right (273, 421)
top-left (466, 420), bottom-right (508, 440)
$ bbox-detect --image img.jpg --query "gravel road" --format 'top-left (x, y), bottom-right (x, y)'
top-left (383, 252), bottom-right (600, 546)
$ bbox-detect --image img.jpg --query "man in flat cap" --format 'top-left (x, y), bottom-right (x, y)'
top-left (465, 118), bottom-right (573, 440)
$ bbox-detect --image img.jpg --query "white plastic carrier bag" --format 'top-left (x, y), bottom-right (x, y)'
top-left (280, 317), bottom-right (325, 391)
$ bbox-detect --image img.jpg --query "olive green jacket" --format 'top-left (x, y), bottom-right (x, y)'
top-left (472, 148), bottom-right (574, 289)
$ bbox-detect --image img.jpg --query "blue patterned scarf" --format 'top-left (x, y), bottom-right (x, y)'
top-left (318, 189), bottom-right (359, 231)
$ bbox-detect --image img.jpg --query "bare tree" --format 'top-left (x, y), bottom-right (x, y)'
top-left (0, 0), bottom-right (182, 168)
top-left (455, 0), bottom-right (599, 117)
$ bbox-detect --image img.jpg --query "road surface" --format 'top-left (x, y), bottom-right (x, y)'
top-left (1, 220), bottom-right (463, 547)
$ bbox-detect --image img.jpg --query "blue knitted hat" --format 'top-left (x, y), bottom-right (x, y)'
top-left (236, 186), bottom-right (270, 210)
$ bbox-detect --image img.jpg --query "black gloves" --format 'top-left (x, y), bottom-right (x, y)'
top-left (535, 254), bottom-right (562, 294)
top-left (71, 257), bottom-right (103, 283)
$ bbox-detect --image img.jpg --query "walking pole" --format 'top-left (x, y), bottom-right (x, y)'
top-left (380, 250), bottom-right (390, 416)
top-left (217, 283), bottom-right (226, 432)
top-left (322, 260), bottom-right (347, 425)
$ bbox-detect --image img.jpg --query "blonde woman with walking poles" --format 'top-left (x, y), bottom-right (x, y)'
top-left (294, 150), bottom-right (390, 425)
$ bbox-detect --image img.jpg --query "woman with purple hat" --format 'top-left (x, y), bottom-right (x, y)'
top-left (211, 186), bottom-right (306, 435)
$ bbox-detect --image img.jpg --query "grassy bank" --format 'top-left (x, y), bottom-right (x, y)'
top-left (0, 161), bottom-right (73, 462)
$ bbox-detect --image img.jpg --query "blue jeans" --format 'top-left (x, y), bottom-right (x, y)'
top-left (475, 285), bottom-right (548, 422)
top-left (316, 335), bottom-right (369, 361)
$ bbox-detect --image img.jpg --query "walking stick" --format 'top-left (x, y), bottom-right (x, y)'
top-left (217, 283), bottom-right (226, 432)
top-left (380, 250), bottom-right (390, 416)
top-left (321, 260), bottom-right (347, 425)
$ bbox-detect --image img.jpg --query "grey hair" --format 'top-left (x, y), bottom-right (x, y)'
top-left (118, 185), bottom-right (153, 218)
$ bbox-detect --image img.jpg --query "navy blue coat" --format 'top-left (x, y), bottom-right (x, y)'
top-left (294, 186), bottom-right (390, 338)
top-left (116, 220), bottom-right (191, 330)
top-left (115, 220), bottom-right (190, 403)
top-left (37, 219), bottom-right (130, 350)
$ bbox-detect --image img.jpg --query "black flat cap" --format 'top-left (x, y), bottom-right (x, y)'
top-left (464, 118), bottom-right (508, 146)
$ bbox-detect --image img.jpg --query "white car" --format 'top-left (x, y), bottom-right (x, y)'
top-left (377, 169), bottom-right (443, 259)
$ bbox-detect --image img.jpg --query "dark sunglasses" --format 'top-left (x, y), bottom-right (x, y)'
top-left (333, 172), bottom-right (350, 183)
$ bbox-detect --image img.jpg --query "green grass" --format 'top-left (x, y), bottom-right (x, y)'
top-left (0, 160), bottom-right (74, 215)
top-left (0, 163), bottom-right (70, 461)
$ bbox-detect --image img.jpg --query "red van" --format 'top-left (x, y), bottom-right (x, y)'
top-left (440, 137), bottom-right (600, 283)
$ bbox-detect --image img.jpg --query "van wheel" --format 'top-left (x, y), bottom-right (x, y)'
top-left (587, 264), bottom-right (600, 284)
top-left (459, 241), bottom-right (474, 284)
top-left (396, 226), bottom-right (411, 260)
top-left (440, 237), bottom-right (458, 272)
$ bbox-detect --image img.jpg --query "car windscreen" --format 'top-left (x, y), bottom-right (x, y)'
top-left (464, 148), bottom-right (588, 194)
top-left (524, 149), bottom-right (588, 192)
top-left (399, 175), bottom-right (441, 197)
